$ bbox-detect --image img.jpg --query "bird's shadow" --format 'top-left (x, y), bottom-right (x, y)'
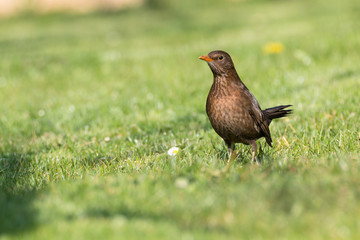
top-left (0, 150), bottom-right (39, 235)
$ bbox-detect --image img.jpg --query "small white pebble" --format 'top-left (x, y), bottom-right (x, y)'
top-left (69, 105), bottom-right (75, 112)
top-left (38, 109), bottom-right (45, 117)
top-left (175, 178), bottom-right (188, 189)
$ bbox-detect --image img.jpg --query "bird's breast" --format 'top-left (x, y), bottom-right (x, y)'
top-left (206, 94), bottom-right (247, 127)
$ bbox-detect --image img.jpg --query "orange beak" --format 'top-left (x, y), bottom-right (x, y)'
top-left (199, 55), bottom-right (213, 62)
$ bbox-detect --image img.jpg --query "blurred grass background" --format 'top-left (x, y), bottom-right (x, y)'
top-left (0, 0), bottom-right (360, 239)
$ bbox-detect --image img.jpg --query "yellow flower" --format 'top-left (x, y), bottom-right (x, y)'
top-left (263, 42), bottom-right (284, 54)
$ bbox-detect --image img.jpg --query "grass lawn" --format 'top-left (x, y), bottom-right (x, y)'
top-left (1, 0), bottom-right (360, 239)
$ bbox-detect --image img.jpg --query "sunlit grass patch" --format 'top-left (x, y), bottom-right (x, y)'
top-left (1, 0), bottom-right (360, 239)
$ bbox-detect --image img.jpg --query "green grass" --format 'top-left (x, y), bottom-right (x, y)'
top-left (1, 0), bottom-right (360, 239)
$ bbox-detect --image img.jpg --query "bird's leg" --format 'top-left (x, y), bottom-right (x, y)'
top-left (226, 141), bottom-right (235, 164)
top-left (221, 141), bottom-right (235, 173)
top-left (250, 141), bottom-right (258, 163)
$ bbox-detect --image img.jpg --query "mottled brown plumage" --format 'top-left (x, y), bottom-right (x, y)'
top-left (199, 50), bottom-right (292, 162)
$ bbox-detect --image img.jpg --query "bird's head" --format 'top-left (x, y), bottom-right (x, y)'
top-left (199, 50), bottom-right (235, 76)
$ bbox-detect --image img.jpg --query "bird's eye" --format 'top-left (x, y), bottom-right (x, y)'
top-left (219, 56), bottom-right (224, 60)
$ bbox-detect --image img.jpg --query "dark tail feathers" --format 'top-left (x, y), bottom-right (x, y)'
top-left (263, 105), bottom-right (292, 125)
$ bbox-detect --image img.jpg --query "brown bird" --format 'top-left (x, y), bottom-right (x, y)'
top-left (199, 50), bottom-right (292, 163)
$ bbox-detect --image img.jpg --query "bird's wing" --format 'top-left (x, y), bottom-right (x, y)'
top-left (246, 92), bottom-right (273, 147)
top-left (248, 108), bottom-right (272, 146)
top-left (232, 79), bottom-right (273, 146)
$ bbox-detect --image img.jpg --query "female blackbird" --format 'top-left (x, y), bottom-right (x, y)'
top-left (199, 50), bottom-right (292, 163)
